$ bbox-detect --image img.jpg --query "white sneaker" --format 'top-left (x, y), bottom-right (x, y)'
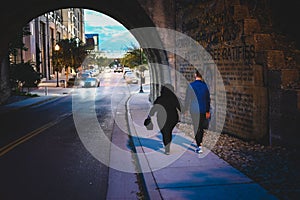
top-left (165, 150), bottom-right (170, 155)
top-left (195, 146), bottom-right (203, 154)
top-left (165, 144), bottom-right (170, 155)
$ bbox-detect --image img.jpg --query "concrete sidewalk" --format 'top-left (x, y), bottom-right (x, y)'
top-left (126, 92), bottom-right (278, 200)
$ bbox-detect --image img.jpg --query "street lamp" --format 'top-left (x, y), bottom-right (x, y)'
top-left (54, 44), bottom-right (60, 87)
top-left (55, 68), bottom-right (59, 87)
top-left (54, 44), bottom-right (60, 51)
top-left (139, 48), bottom-right (144, 93)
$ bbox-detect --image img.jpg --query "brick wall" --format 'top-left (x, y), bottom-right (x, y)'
top-left (174, 0), bottom-right (300, 146)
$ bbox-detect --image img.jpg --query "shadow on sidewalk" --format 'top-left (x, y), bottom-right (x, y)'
top-left (131, 135), bottom-right (164, 153)
top-left (130, 132), bottom-right (197, 154)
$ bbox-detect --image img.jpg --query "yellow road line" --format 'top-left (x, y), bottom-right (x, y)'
top-left (0, 113), bottom-right (71, 157)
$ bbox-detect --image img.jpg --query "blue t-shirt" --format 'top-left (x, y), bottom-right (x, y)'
top-left (185, 80), bottom-right (210, 114)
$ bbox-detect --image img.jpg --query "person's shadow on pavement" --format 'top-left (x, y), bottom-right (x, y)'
top-left (130, 135), bottom-right (164, 153)
top-left (156, 133), bottom-right (196, 153)
top-left (130, 132), bottom-right (196, 154)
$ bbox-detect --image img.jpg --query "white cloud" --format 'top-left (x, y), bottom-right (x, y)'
top-left (84, 10), bottom-right (124, 27)
top-left (84, 9), bottom-right (139, 57)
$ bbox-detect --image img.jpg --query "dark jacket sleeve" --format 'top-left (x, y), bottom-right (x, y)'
top-left (169, 92), bottom-right (182, 112)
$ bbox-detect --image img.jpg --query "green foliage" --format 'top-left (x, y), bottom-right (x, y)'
top-left (12, 90), bottom-right (39, 97)
top-left (52, 38), bottom-right (89, 72)
top-left (121, 47), bottom-right (147, 68)
top-left (9, 61), bottom-right (41, 88)
top-left (96, 56), bottom-right (114, 67)
top-left (8, 25), bottom-right (31, 58)
top-left (8, 24), bottom-right (40, 91)
top-left (82, 53), bottom-right (113, 68)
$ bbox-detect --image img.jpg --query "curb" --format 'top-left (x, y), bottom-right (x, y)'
top-left (125, 94), bottom-right (151, 200)
top-left (125, 93), bottom-right (162, 200)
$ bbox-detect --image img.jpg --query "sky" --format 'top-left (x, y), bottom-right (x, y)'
top-left (84, 9), bottom-right (139, 58)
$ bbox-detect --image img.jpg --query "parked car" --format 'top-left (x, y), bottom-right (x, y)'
top-left (123, 67), bottom-right (130, 72)
top-left (125, 72), bottom-right (138, 84)
top-left (83, 77), bottom-right (100, 87)
top-left (114, 66), bottom-right (123, 73)
top-left (78, 72), bottom-right (91, 79)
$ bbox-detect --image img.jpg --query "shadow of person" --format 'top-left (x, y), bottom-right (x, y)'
top-left (156, 133), bottom-right (196, 153)
top-left (130, 135), bottom-right (164, 153)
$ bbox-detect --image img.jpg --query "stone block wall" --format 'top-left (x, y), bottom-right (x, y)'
top-left (174, 0), bottom-right (300, 146)
top-left (138, 0), bottom-right (299, 147)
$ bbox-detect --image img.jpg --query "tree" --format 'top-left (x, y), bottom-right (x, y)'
top-left (52, 38), bottom-right (89, 80)
top-left (8, 24), bottom-right (40, 93)
top-left (8, 25), bottom-right (31, 64)
top-left (9, 61), bottom-right (41, 92)
top-left (121, 46), bottom-right (147, 69)
top-left (96, 56), bottom-right (114, 68)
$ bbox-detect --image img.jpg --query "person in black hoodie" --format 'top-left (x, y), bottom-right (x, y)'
top-left (148, 84), bottom-right (181, 155)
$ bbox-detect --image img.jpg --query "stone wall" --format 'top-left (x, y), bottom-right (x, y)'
top-left (174, 0), bottom-right (300, 146)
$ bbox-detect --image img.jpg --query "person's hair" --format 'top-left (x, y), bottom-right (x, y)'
top-left (163, 83), bottom-right (174, 92)
top-left (195, 70), bottom-right (202, 78)
top-left (161, 83), bottom-right (174, 95)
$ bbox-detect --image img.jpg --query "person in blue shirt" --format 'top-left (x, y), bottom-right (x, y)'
top-left (184, 70), bottom-right (211, 154)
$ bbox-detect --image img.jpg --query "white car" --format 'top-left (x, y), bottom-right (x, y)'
top-left (123, 67), bottom-right (130, 72)
top-left (125, 72), bottom-right (138, 84)
top-left (83, 77), bottom-right (100, 87)
top-left (78, 72), bottom-right (91, 79)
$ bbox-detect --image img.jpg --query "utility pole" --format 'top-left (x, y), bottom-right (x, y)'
top-left (139, 48), bottom-right (144, 93)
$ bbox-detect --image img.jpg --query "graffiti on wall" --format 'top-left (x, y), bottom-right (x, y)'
top-left (207, 44), bottom-right (255, 63)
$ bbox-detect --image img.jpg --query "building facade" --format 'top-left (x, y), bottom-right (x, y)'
top-left (16, 8), bottom-right (85, 80)
top-left (85, 33), bottom-right (100, 52)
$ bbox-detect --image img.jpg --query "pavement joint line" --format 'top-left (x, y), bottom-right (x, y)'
top-left (0, 113), bottom-right (72, 157)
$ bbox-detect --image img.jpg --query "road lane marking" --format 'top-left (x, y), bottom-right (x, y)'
top-left (0, 113), bottom-right (72, 157)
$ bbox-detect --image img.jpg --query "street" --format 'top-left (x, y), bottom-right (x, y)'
top-left (0, 71), bottom-right (141, 199)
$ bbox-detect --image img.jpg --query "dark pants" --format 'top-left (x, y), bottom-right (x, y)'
top-left (191, 113), bottom-right (206, 147)
top-left (158, 120), bottom-right (177, 147)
